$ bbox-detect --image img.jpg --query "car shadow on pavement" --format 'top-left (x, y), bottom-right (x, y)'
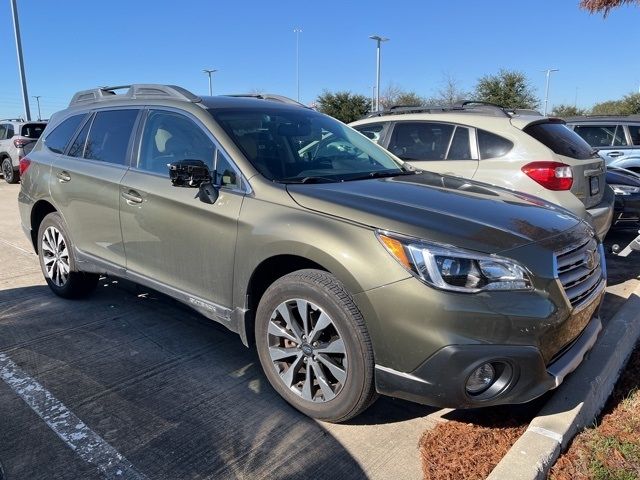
top-left (0, 282), bottom-right (370, 480)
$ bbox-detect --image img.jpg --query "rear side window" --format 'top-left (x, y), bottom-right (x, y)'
top-left (525, 122), bottom-right (596, 160)
top-left (68, 118), bottom-right (92, 158)
top-left (21, 123), bottom-right (46, 138)
top-left (84, 110), bottom-right (138, 165)
top-left (353, 123), bottom-right (385, 144)
top-left (629, 125), bottom-right (640, 145)
top-left (477, 130), bottom-right (513, 159)
top-left (572, 125), bottom-right (616, 147)
top-left (6, 125), bottom-right (14, 138)
top-left (44, 114), bottom-right (86, 154)
top-left (388, 122), bottom-right (455, 160)
top-left (447, 126), bottom-right (471, 160)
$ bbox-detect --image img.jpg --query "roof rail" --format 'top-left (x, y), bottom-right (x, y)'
top-left (69, 84), bottom-right (202, 106)
top-left (225, 93), bottom-right (308, 108)
top-left (563, 114), bottom-right (640, 121)
top-left (365, 100), bottom-right (545, 120)
top-left (0, 118), bottom-right (25, 122)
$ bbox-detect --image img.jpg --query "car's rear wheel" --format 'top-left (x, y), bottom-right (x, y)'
top-left (37, 212), bottom-right (99, 298)
top-left (255, 269), bottom-right (377, 422)
top-left (1, 158), bottom-right (18, 184)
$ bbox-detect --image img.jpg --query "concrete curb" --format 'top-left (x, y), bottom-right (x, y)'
top-left (487, 283), bottom-right (640, 480)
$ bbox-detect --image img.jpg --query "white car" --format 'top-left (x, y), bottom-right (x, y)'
top-left (350, 103), bottom-right (614, 240)
top-left (0, 119), bottom-right (47, 184)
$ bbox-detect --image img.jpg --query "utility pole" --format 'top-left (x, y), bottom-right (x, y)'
top-left (542, 68), bottom-right (559, 116)
top-left (294, 27), bottom-right (302, 102)
top-left (10, 0), bottom-right (31, 121)
top-left (33, 95), bottom-right (41, 120)
top-left (203, 69), bottom-right (217, 96)
top-left (369, 35), bottom-right (389, 112)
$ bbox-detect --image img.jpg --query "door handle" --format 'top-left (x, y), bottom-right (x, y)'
top-left (56, 171), bottom-right (71, 183)
top-left (607, 151), bottom-right (624, 158)
top-left (121, 190), bottom-right (143, 204)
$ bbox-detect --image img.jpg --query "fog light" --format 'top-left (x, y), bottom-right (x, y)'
top-left (466, 363), bottom-right (496, 394)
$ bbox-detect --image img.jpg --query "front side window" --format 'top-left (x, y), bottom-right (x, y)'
top-left (572, 125), bottom-right (617, 147)
top-left (353, 123), bottom-right (385, 144)
top-left (84, 110), bottom-right (138, 165)
top-left (138, 110), bottom-right (215, 176)
top-left (388, 122), bottom-right (455, 161)
top-left (477, 129), bottom-right (514, 159)
top-left (6, 125), bottom-right (14, 138)
top-left (44, 114), bottom-right (87, 154)
top-left (211, 108), bottom-right (403, 182)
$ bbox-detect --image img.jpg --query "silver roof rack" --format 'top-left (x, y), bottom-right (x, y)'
top-left (69, 84), bottom-right (202, 106)
top-left (225, 93), bottom-right (308, 108)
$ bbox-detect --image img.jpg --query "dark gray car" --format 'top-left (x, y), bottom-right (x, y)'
top-left (18, 85), bottom-right (606, 422)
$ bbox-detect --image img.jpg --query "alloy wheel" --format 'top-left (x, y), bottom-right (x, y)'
top-left (267, 299), bottom-right (348, 403)
top-left (41, 226), bottom-right (70, 287)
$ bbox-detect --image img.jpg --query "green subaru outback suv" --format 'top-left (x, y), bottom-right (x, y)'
top-left (18, 85), bottom-right (606, 422)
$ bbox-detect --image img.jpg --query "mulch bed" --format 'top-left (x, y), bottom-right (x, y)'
top-left (418, 405), bottom-right (537, 480)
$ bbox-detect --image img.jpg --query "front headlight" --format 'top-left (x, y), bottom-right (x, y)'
top-left (611, 184), bottom-right (640, 196)
top-left (377, 231), bottom-right (533, 293)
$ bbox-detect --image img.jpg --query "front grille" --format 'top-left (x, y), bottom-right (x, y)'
top-left (555, 237), bottom-right (603, 308)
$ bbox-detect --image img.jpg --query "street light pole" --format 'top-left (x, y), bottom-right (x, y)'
top-left (294, 27), bottom-right (302, 102)
top-left (369, 35), bottom-right (389, 112)
top-left (33, 95), bottom-right (41, 120)
top-left (542, 68), bottom-right (559, 116)
top-left (203, 69), bottom-right (217, 96)
top-left (10, 0), bottom-right (31, 121)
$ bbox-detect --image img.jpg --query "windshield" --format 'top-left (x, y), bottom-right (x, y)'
top-left (210, 108), bottom-right (404, 182)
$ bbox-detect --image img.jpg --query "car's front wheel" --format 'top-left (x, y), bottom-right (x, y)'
top-left (255, 269), bottom-right (377, 422)
top-left (1, 158), bottom-right (18, 184)
top-left (37, 212), bottom-right (99, 299)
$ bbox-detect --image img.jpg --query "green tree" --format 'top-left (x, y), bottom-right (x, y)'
top-left (316, 91), bottom-right (371, 123)
top-left (551, 104), bottom-right (588, 117)
top-left (591, 99), bottom-right (625, 115)
top-left (473, 70), bottom-right (539, 109)
top-left (620, 92), bottom-right (640, 114)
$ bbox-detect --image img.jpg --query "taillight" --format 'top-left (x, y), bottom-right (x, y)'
top-left (521, 161), bottom-right (573, 191)
top-left (13, 138), bottom-right (31, 148)
top-left (19, 157), bottom-right (31, 176)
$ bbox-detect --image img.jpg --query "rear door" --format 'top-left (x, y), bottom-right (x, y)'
top-left (48, 108), bottom-right (140, 267)
top-left (524, 121), bottom-right (606, 209)
top-left (384, 121), bottom-right (478, 177)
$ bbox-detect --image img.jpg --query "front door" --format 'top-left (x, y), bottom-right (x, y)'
top-left (119, 108), bottom-right (245, 308)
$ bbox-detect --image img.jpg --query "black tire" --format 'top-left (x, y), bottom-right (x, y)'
top-left (255, 269), bottom-right (377, 422)
top-left (37, 212), bottom-right (99, 299)
top-left (1, 158), bottom-right (19, 184)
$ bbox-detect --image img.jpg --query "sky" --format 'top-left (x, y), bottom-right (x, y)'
top-left (0, 0), bottom-right (638, 120)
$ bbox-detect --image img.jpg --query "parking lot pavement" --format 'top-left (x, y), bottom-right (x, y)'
top-left (0, 182), bottom-right (439, 480)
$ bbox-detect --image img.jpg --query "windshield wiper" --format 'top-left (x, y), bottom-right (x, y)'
top-left (345, 170), bottom-right (415, 182)
top-left (282, 176), bottom-right (338, 184)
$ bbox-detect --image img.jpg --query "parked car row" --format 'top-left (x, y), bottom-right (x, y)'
top-left (0, 118), bottom-right (47, 184)
top-left (14, 85), bottom-right (612, 422)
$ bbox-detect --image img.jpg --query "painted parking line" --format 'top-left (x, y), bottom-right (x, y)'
top-left (0, 238), bottom-right (35, 256)
top-left (0, 353), bottom-right (147, 480)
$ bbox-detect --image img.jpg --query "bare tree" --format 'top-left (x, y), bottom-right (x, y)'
top-left (379, 82), bottom-right (426, 110)
top-left (580, 0), bottom-right (640, 16)
top-left (435, 73), bottom-right (469, 106)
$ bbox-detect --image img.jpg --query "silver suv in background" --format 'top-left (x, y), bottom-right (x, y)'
top-left (565, 116), bottom-right (640, 173)
top-left (0, 118), bottom-right (47, 183)
top-left (350, 103), bottom-right (614, 240)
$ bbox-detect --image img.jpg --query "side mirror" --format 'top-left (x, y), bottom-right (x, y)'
top-left (169, 159), bottom-right (219, 204)
top-left (169, 159), bottom-right (211, 187)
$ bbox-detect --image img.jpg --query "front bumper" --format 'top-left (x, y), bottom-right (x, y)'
top-left (374, 313), bottom-right (602, 408)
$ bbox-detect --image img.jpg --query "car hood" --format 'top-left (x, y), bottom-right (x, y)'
top-left (286, 172), bottom-right (583, 253)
